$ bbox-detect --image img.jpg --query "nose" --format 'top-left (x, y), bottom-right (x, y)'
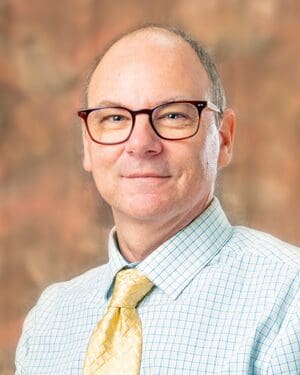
top-left (124, 114), bottom-right (163, 157)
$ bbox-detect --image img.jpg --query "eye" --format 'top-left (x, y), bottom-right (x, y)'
top-left (166, 112), bottom-right (184, 119)
top-left (104, 114), bottom-right (127, 122)
top-left (97, 109), bottom-right (132, 129)
top-left (159, 112), bottom-right (187, 121)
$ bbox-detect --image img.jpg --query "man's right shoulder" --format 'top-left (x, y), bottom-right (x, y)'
top-left (16, 263), bottom-right (110, 372)
top-left (34, 263), bottom-right (109, 311)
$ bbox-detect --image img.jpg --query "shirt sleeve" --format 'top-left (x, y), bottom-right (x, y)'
top-left (266, 308), bottom-right (300, 374)
top-left (265, 275), bottom-right (300, 375)
top-left (15, 304), bottom-right (36, 374)
top-left (14, 283), bottom-right (62, 374)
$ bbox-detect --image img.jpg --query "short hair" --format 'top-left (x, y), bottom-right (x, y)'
top-left (84, 23), bottom-right (226, 113)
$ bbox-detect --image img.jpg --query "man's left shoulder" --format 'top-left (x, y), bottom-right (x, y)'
top-left (229, 225), bottom-right (300, 271)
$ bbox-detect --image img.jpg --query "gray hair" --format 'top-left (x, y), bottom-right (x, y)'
top-left (84, 23), bottom-right (226, 114)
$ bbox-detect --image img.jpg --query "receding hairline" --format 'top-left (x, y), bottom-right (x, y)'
top-left (106, 25), bottom-right (193, 53)
top-left (85, 25), bottom-right (195, 96)
top-left (83, 24), bottom-right (226, 113)
top-left (109, 25), bottom-right (185, 45)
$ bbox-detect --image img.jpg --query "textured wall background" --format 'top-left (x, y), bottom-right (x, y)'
top-left (1, 0), bottom-right (299, 373)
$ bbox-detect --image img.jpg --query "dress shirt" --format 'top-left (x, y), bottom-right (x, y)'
top-left (15, 198), bottom-right (300, 374)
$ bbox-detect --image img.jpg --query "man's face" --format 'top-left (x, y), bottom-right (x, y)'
top-left (82, 31), bottom-right (234, 225)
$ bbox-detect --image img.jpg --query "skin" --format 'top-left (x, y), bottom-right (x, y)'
top-left (82, 28), bottom-right (236, 262)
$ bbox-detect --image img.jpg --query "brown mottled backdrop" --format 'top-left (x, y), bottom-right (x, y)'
top-left (1, 0), bottom-right (299, 373)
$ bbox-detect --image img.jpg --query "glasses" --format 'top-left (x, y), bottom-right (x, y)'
top-left (78, 100), bottom-right (222, 145)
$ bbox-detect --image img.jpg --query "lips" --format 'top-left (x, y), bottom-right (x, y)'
top-left (124, 173), bottom-right (170, 178)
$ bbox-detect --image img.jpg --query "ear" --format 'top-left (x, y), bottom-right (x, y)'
top-left (217, 108), bottom-right (236, 169)
top-left (81, 124), bottom-right (92, 172)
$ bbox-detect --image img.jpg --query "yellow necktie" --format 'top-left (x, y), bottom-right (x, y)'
top-left (83, 268), bottom-right (154, 375)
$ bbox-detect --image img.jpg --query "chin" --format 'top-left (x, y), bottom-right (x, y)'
top-left (116, 196), bottom-right (175, 221)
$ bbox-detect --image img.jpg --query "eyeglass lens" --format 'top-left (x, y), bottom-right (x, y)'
top-left (86, 102), bottom-right (200, 144)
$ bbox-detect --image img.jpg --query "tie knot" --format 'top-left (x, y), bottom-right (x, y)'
top-left (109, 268), bottom-right (154, 308)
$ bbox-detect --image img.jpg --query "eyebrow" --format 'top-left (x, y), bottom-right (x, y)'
top-left (91, 96), bottom-right (197, 109)
top-left (93, 100), bottom-right (123, 107)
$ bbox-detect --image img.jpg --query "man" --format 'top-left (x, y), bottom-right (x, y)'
top-left (16, 25), bottom-right (299, 374)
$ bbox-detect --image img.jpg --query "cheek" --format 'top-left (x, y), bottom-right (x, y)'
top-left (88, 142), bottom-right (122, 170)
top-left (88, 144), bottom-right (122, 188)
top-left (201, 127), bottom-right (220, 174)
top-left (183, 131), bottom-right (220, 187)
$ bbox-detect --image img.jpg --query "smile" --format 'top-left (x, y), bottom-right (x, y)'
top-left (124, 174), bottom-right (170, 179)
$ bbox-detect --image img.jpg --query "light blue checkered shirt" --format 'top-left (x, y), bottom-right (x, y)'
top-left (15, 198), bottom-right (300, 374)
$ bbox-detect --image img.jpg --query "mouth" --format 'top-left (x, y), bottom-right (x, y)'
top-left (123, 174), bottom-right (171, 179)
top-left (121, 173), bottom-right (172, 191)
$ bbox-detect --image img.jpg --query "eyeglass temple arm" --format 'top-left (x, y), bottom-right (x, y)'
top-left (206, 101), bottom-right (223, 115)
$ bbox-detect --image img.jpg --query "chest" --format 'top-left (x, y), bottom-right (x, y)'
top-left (27, 271), bottom-right (279, 374)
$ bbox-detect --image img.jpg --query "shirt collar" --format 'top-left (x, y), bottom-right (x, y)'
top-left (102, 197), bottom-right (233, 301)
top-left (102, 231), bottom-right (129, 299)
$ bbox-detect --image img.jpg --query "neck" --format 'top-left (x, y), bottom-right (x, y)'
top-left (113, 197), bottom-right (213, 263)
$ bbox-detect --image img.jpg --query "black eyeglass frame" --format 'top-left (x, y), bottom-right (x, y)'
top-left (78, 100), bottom-right (222, 145)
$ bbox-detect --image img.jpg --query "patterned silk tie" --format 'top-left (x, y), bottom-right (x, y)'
top-left (83, 268), bottom-right (154, 375)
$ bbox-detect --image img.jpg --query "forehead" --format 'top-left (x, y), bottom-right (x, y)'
top-left (88, 30), bottom-right (210, 108)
